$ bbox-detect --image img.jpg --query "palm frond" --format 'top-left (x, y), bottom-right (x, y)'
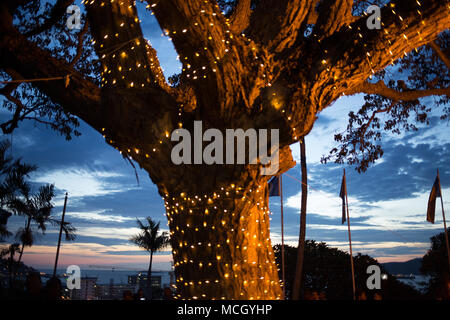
top-left (130, 217), bottom-right (171, 253)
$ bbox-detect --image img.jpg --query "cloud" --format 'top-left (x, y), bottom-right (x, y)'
top-left (291, 139), bottom-right (450, 204)
top-left (73, 226), bottom-right (170, 241)
top-left (19, 243), bottom-right (173, 269)
top-left (75, 227), bottom-right (141, 240)
top-left (33, 168), bottom-right (132, 199)
top-left (66, 210), bottom-right (136, 223)
top-left (284, 185), bottom-right (449, 231)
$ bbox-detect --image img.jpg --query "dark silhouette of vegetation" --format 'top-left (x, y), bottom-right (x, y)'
top-left (130, 217), bottom-right (170, 300)
top-left (0, 140), bottom-right (36, 242)
top-left (0, 140), bottom-right (76, 285)
top-left (420, 228), bottom-right (450, 299)
top-left (9, 173), bottom-right (76, 282)
top-left (274, 242), bottom-right (422, 300)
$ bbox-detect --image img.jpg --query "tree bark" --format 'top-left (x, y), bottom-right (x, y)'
top-left (292, 137), bottom-right (307, 300)
top-left (168, 175), bottom-right (284, 300)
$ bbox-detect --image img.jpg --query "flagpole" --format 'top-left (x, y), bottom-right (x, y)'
top-left (437, 169), bottom-right (450, 268)
top-left (53, 192), bottom-right (68, 278)
top-left (279, 174), bottom-right (286, 299)
top-left (344, 169), bottom-right (356, 300)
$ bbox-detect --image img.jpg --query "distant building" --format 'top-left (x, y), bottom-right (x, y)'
top-left (66, 271), bottom-right (174, 300)
top-left (127, 272), bottom-right (158, 288)
top-left (71, 277), bottom-right (97, 300)
top-left (96, 281), bottom-right (137, 300)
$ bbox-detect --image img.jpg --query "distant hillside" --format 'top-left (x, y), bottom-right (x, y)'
top-left (382, 258), bottom-right (422, 275)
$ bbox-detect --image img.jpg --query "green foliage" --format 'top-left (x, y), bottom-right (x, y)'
top-left (322, 31), bottom-right (449, 173)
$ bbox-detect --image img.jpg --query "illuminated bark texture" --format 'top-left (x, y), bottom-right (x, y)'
top-left (0, 0), bottom-right (449, 299)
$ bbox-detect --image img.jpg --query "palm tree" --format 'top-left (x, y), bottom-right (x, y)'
top-left (11, 184), bottom-right (76, 280)
top-left (130, 217), bottom-right (170, 300)
top-left (0, 140), bottom-right (76, 283)
top-left (0, 140), bottom-right (36, 242)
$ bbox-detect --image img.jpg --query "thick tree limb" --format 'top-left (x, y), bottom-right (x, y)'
top-left (301, 0), bottom-right (448, 111)
top-left (148, 0), bottom-right (273, 122)
top-left (0, 3), bottom-right (102, 131)
top-left (314, 0), bottom-right (355, 38)
top-left (261, 0), bottom-right (449, 147)
top-left (149, 0), bottom-right (231, 70)
top-left (248, 0), bottom-right (316, 53)
top-left (330, 0), bottom-right (450, 97)
top-left (228, 0), bottom-right (251, 34)
top-left (349, 80), bottom-right (450, 101)
top-left (86, 0), bottom-right (168, 90)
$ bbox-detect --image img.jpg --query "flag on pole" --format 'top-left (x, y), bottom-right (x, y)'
top-left (340, 172), bottom-right (347, 224)
top-left (339, 169), bottom-right (356, 300)
top-left (269, 176), bottom-right (280, 197)
top-left (427, 174), bottom-right (442, 223)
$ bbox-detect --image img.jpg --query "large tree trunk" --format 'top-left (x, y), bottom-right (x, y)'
top-left (166, 174), bottom-right (284, 300)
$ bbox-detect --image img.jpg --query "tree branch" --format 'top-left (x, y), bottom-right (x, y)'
top-left (358, 101), bottom-right (395, 145)
top-left (314, 0), bottom-right (355, 38)
top-left (0, 5), bottom-right (102, 131)
top-left (69, 20), bottom-right (89, 68)
top-left (148, 0), bottom-right (271, 121)
top-left (86, 0), bottom-right (168, 90)
top-left (429, 40), bottom-right (450, 70)
top-left (0, 71), bottom-right (20, 97)
top-left (248, 0), bottom-right (316, 52)
top-left (228, 0), bottom-right (251, 34)
top-left (304, 0), bottom-right (449, 111)
top-left (349, 80), bottom-right (450, 102)
top-left (0, 91), bottom-right (26, 134)
top-left (149, 0), bottom-right (231, 70)
top-left (261, 0), bottom-right (449, 146)
top-left (25, 0), bottom-right (74, 37)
